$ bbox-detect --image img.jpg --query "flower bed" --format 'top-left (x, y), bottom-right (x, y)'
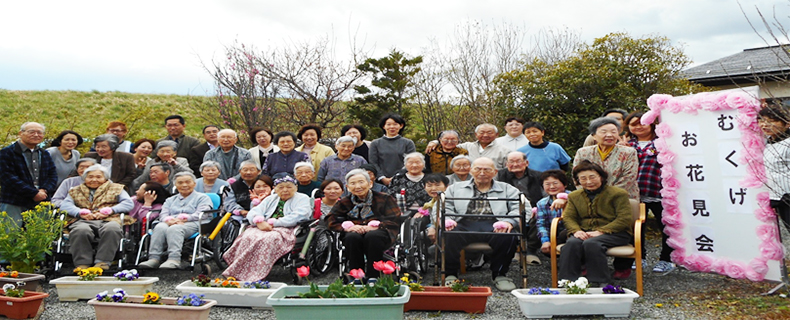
top-left (0, 272), bottom-right (43, 292)
top-left (175, 280), bottom-right (286, 309)
top-left (88, 291), bottom-right (217, 320)
top-left (50, 275), bottom-right (158, 302)
top-left (511, 287), bottom-right (639, 318)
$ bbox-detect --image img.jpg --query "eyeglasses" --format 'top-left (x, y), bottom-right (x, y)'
top-left (108, 129), bottom-right (126, 133)
top-left (471, 167), bottom-right (495, 173)
top-left (542, 181), bottom-right (562, 187)
top-left (23, 130), bottom-right (44, 136)
top-left (440, 139), bottom-right (458, 143)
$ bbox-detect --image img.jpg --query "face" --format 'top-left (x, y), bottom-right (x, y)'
top-left (322, 181), bottom-right (343, 201)
top-left (424, 181), bottom-right (447, 198)
top-left (475, 126), bottom-right (497, 144)
top-left (301, 129), bottom-right (318, 147)
top-left (347, 174), bottom-right (372, 197)
top-left (255, 130), bottom-right (272, 147)
top-left (203, 127), bottom-right (219, 144)
top-left (759, 117), bottom-right (790, 139)
top-left (218, 131), bottom-right (237, 149)
top-left (175, 176), bottom-right (196, 195)
top-left (577, 170), bottom-right (603, 191)
top-left (542, 177), bottom-right (566, 196)
top-left (627, 117), bottom-right (653, 139)
top-left (149, 166), bottom-right (169, 184)
top-left (404, 157), bottom-right (425, 175)
top-left (471, 160), bottom-right (497, 184)
top-left (275, 182), bottom-right (297, 201)
top-left (365, 170), bottom-right (377, 183)
top-left (606, 112), bottom-right (626, 130)
top-left (277, 136), bottom-right (295, 153)
top-left (505, 120), bottom-right (523, 137)
top-left (165, 119), bottom-right (185, 137)
top-left (60, 134), bottom-right (79, 150)
top-left (295, 166), bottom-right (314, 184)
top-left (439, 133), bottom-right (459, 151)
top-left (19, 124), bottom-right (45, 147)
top-left (107, 126), bottom-right (127, 140)
top-left (383, 119), bottom-right (404, 137)
top-left (136, 142), bottom-right (153, 156)
top-left (253, 180), bottom-right (272, 198)
top-left (239, 164), bottom-right (260, 182)
top-left (452, 159), bottom-right (471, 176)
top-left (345, 128), bottom-right (362, 144)
top-left (506, 153), bottom-right (528, 174)
top-left (201, 166), bottom-right (220, 181)
top-left (95, 141), bottom-right (113, 158)
top-left (156, 146), bottom-right (175, 161)
top-left (336, 141), bottom-right (355, 158)
top-left (593, 123), bottom-right (620, 148)
top-left (524, 127), bottom-right (545, 144)
top-left (136, 184), bottom-right (148, 199)
top-left (84, 170), bottom-right (107, 189)
top-left (76, 161), bottom-right (93, 176)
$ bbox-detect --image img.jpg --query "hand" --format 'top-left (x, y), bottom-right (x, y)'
top-left (494, 222), bottom-right (513, 233)
top-left (573, 230), bottom-right (589, 240)
top-left (143, 190), bottom-right (157, 206)
top-left (136, 158), bottom-right (147, 168)
top-left (380, 177), bottom-right (392, 186)
top-left (550, 198), bottom-right (567, 211)
top-left (240, 210), bottom-right (249, 217)
top-left (256, 221), bottom-right (273, 231)
top-left (81, 213), bottom-right (95, 220)
top-left (166, 219), bottom-right (179, 226)
top-left (347, 225), bottom-right (368, 234)
top-left (167, 158), bottom-right (178, 166)
top-left (586, 231), bottom-right (603, 238)
top-left (426, 227), bottom-right (436, 243)
top-left (445, 224), bottom-right (455, 231)
top-left (92, 212), bottom-right (106, 220)
top-left (33, 190), bottom-right (48, 202)
top-left (424, 141), bottom-right (438, 153)
top-left (540, 242), bottom-right (551, 254)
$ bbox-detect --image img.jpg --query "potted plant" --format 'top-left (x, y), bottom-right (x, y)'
top-left (511, 277), bottom-right (640, 318)
top-left (402, 274), bottom-right (493, 313)
top-left (0, 282), bottom-right (49, 319)
top-left (0, 203), bottom-right (65, 273)
top-left (175, 275), bottom-right (287, 309)
top-left (0, 270), bottom-right (44, 292)
top-left (88, 289), bottom-right (217, 320)
top-left (50, 268), bottom-right (158, 301)
top-left (267, 262), bottom-right (411, 320)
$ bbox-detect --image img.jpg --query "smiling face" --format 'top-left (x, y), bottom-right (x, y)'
top-left (136, 141), bottom-right (153, 157)
top-left (253, 180), bottom-right (272, 198)
top-left (336, 141), bottom-right (355, 159)
top-left (452, 159), bottom-right (471, 177)
top-left (505, 120), bottom-right (523, 137)
top-left (156, 146), bottom-right (176, 161)
top-left (577, 170), bottom-right (602, 191)
top-left (275, 182), bottom-right (297, 201)
top-left (175, 175), bottom-right (196, 196)
top-left (593, 123), bottom-right (620, 148)
top-left (84, 170), bottom-right (107, 189)
top-left (424, 181), bottom-right (446, 198)
top-left (524, 127), bottom-right (545, 145)
top-left (301, 129), bottom-right (318, 147)
top-left (627, 117), bottom-right (654, 140)
top-left (439, 132), bottom-right (459, 152)
top-left (255, 130), bottom-right (272, 148)
top-left (295, 166), bottom-right (314, 184)
top-left (404, 157), bottom-right (425, 175)
top-left (201, 165), bottom-right (220, 181)
top-left (542, 177), bottom-right (566, 196)
top-left (218, 131), bottom-right (237, 150)
top-left (475, 125), bottom-right (497, 145)
top-left (19, 123), bottom-right (45, 148)
top-left (505, 153), bottom-right (528, 174)
top-left (239, 163), bottom-right (260, 183)
top-left (322, 181), bottom-right (343, 202)
top-left (347, 174), bottom-right (372, 198)
top-left (95, 141), bottom-right (113, 159)
top-left (60, 133), bottom-right (79, 150)
top-left (383, 119), bottom-right (404, 137)
top-left (277, 135), bottom-right (295, 153)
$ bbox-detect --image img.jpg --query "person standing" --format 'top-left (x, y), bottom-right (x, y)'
top-left (202, 129), bottom-right (251, 180)
top-left (157, 115), bottom-right (200, 163)
top-left (369, 113), bottom-right (416, 186)
top-left (188, 125), bottom-right (219, 176)
top-left (495, 117), bottom-right (528, 151)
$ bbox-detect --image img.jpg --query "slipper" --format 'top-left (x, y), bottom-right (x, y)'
top-left (494, 276), bottom-right (516, 291)
top-left (444, 275), bottom-right (458, 286)
top-left (526, 254), bottom-right (541, 266)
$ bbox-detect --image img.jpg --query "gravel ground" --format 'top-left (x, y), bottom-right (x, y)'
top-left (28, 224), bottom-right (790, 320)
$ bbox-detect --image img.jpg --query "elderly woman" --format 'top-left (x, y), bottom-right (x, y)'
top-left (132, 139), bottom-right (156, 175)
top-left (316, 178), bottom-right (344, 216)
top-left (559, 161), bottom-right (633, 285)
top-left (195, 161), bottom-right (229, 194)
top-left (222, 175), bottom-right (311, 280)
top-left (138, 172), bottom-right (214, 269)
top-left (52, 158), bottom-right (97, 206)
top-left (295, 124), bottom-right (335, 180)
top-left (317, 136), bottom-right (368, 182)
top-left (341, 124), bottom-right (371, 162)
top-left (327, 169), bottom-right (401, 276)
top-left (573, 117), bottom-right (639, 200)
top-left (388, 152), bottom-right (432, 215)
top-left (60, 165), bottom-right (134, 270)
top-left (369, 113), bottom-right (416, 185)
top-left (248, 127), bottom-right (279, 170)
top-left (84, 134), bottom-right (137, 190)
top-left (262, 131), bottom-right (309, 177)
top-left (446, 155), bottom-right (472, 185)
top-left (294, 162), bottom-right (321, 196)
top-left (46, 130), bottom-right (83, 187)
top-left (133, 140), bottom-right (192, 190)
top-left (129, 181), bottom-right (170, 221)
top-left (425, 130), bottom-right (468, 175)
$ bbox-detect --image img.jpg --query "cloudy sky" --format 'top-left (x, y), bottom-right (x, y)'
top-left (1, 0), bottom-right (787, 95)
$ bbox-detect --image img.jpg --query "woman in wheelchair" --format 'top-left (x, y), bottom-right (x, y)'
top-left (316, 178), bottom-right (344, 216)
top-left (222, 174), bottom-right (311, 281)
top-left (387, 152), bottom-right (432, 215)
top-left (60, 165), bottom-right (134, 270)
top-left (138, 172), bottom-right (214, 269)
top-left (326, 169), bottom-right (401, 276)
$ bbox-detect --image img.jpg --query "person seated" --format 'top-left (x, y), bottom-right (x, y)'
top-left (52, 158), bottom-right (97, 207)
top-left (195, 161), bottom-right (229, 194)
top-left (358, 164), bottom-right (389, 194)
top-left (326, 169), bottom-right (401, 277)
top-left (222, 174), bottom-right (311, 281)
top-left (132, 138), bottom-right (156, 177)
top-left (137, 172), bottom-right (214, 269)
top-left (130, 181), bottom-right (170, 221)
top-left (446, 155), bottom-right (472, 185)
top-left (317, 136), bottom-right (368, 182)
top-left (535, 170), bottom-right (569, 256)
top-left (420, 173), bottom-right (449, 243)
top-left (388, 152), bottom-right (432, 215)
top-left (316, 178), bottom-right (344, 216)
top-left (60, 165), bottom-right (134, 270)
top-left (225, 160), bottom-right (262, 218)
top-left (133, 140), bottom-right (192, 190)
top-left (559, 160), bottom-right (632, 286)
top-left (442, 157), bottom-right (524, 291)
top-left (517, 122), bottom-right (572, 172)
top-left (496, 151), bottom-right (546, 265)
top-left (294, 162), bottom-right (321, 196)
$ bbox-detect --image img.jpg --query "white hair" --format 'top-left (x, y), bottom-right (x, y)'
top-left (474, 123), bottom-right (498, 134)
top-left (174, 172), bottom-right (197, 182)
top-left (293, 161), bottom-right (314, 172)
top-left (82, 164), bottom-right (111, 180)
top-left (345, 168), bottom-right (371, 184)
top-left (20, 122), bottom-right (45, 132)
top-left (218, 128), bottom-right (238, 138)
top-left (403, 152), bottom-right (425, 166)
top-left (335, 136), bottom-right (356, 146)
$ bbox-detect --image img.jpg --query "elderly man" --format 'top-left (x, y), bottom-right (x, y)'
top-left (426, 124), bottom-right (510, 170)
top-left (148, 163), bottom-right (173, 191)
top-left (495, 117), bottom-right (528, 151)
top-left (188, 125), bottom-right (220, 176)
top-left (425, 130), bottom-right (468, 175)
top-left (443, 157), bottom-right (527, 291)
top-left (496, 151), bottom-right (546, 265)
top-left (0, 122), bottom-right (58, 226)
top-left (138, 172), bottom-right (213, 269)
top-left (202, 129), bottom-right (251, 180)
top-left (157, 115), bottom-right (200, 162)
top-left (226, 160), bottom-right (262, 218)
top-left (317, 136), bottom-right (368, 182)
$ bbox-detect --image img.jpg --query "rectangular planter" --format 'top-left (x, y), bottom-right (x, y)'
top-left (88, 296), bottom-right (217, 320)
top-left (404, 286), bottom-right (492, 313)
top-left (511, 287), bottom-right (640, 318)
top-left (267, 285), bottom-right (410, 320)
top-left (0, 273), bottom-right (45, 292)
top-left (50, 276), bottom-right (159, 302)
top-left (0, 290), bottom-right (49, 320)
top-left (174, 280), bottom-right (287, 309)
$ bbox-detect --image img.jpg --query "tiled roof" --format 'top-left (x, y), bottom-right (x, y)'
top-left (683, 45), bottom-right (790, 84)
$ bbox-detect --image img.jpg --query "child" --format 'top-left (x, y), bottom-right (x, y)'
top-left (535, 170), bottom-right (570, 254)
top-left (516, 122), bottom-right (572, 172)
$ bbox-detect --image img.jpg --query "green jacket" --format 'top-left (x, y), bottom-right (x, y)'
top-left (562, 185), bottom-right (632, 235)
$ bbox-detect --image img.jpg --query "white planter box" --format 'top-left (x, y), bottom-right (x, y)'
top-left (174, 280), bottom-right (287, 309)
top-left (50, 276), bottom-right (159, 302)
top-left (511, 287), bottom-right (639, 318)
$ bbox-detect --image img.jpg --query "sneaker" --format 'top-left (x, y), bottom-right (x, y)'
top-left (652, 261), bottom-right (677, 274)
top-left (612, 269), bottom-right (632, 280)
top-left (526, 254), bottom-right (542, 266)
top-left (93, 262), bottom-right (110, 271)
top-left (632, 260), bottom-right (648, 270)
top-left (137, 259), bottom-right (160, 269)
top-left (444, 275), bottom-right (458, 286)
top-left (494, 276), bottom-right (516, 291)
top-left (159, 260), bottom-right (181, 269)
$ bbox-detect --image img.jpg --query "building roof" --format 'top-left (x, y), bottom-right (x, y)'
top-left (683, 45), bottom-right (790, 86)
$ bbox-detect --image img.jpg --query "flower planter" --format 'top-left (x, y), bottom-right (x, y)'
top-left (50, 276), bottom-right (159, 301)
top-left (0, 290), bottom-right (49, 319)
top-left (404, 286), bottom-right (492, 313)
top-left (511, 287), bottom-right (640, 318)
top-left (0, 273), bottom-right (44, 292)
top-left (174, 280), bottom-right (287, 309)
top-left (267, 285), bottom-right (411, 320)
top-left (88, 295), bottom-right (217, 320)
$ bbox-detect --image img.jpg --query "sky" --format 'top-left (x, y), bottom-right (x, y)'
top-left (1, 0), bottom-right (788, 95)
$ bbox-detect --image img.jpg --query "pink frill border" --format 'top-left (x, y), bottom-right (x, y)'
top-left (643, 91), bottom-right (780, 281)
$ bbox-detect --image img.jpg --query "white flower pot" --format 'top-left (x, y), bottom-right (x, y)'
top-left (50, 276), bottom-right (159, 302)
top-left (511, 287), bottom-right (639, 318)
top-left (174, 280), bottom-right (287, 309)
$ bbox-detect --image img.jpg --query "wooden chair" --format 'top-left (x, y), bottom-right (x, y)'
top-left (549, 199), bottom-right (645, 296)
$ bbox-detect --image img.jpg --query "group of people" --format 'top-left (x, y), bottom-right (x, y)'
top-left (2, 104), bottom-right (788, 291)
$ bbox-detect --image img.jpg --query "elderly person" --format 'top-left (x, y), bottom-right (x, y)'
top-left (203, 129), bottom-right (251, 180)
top-left (60, 165), bottom-right (134, 270)
top-left (559, 160), bottom-right (633, 285)
top-left (84, 134), bottom-right (137, 191)
top-left (157, 115), bottom-right (200, 160)
top-left (138, 172), bottom-right (214, 269)
top-left (248, 127), bottom-right (279, 170)
top-left (130, 181), bottom-right (170, 221)
top-left (317, 136), bottom-right (368, 182)
top-left (226, 161), bottom-right (264, 218)
top-left (425, 130), bottom-right (468, 175)
top-left (46, 130), bottom-right (83, 187)
top-left (262, 131), bottom-right (309, 177)
top-left (133, 140), bottom-right (192, 190)
top-left (388, 152), bottom-right (432, 215)
top-left (496, 151), bottom-right (546, 265)
top-left (341, 124), bottom-right (371, 162)
top-left (583, 109), bottom-right (629, 147)
top-left (294, 162), bottom-right (321, 196)
top-left (145, 163), bottom-right (174, 191)
top-left (195, 161), bottom-right (229, 194)
top-left (52, 158), bottom-right (97, 206)
top-left (316, 178), bottom-right (344, 216)
top-left (446, 155), bottom-right (472, 185)
top-left (442, 157), bottom-right (524, 291)
top-left (327, 169), bottom-right (401, 276)
top-left (495, 117), bottom-right (528, 151)
top-left (132, 138), bottom-right (156, 176)
top-left (369, 113), bottom-right (416, 185)
top-left (188, 125), bottom-right (220, 176)
top-left (426, 124), bottom-right (510, 170)
top-left (222, 175), bottom-right (311, 280)
top-left (295, 124), bottom-right (335, 180)
top-left (573, 117), bottom-right (639, 200)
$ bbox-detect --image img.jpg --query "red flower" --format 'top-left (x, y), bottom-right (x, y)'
top-left (373, 260), bottom-right (397, 275)
top-left (296, 265), bottom-right (310, 278)
top-left (349, 268), bottom-right (365, 279)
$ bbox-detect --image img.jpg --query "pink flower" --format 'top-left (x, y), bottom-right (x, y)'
top-left (417, 208), bottom-right (430, 217)
top-left (692, 92), bottom-right (715, 111)
top-left (227, 178), bottom-right (237, 184)
top-left (726, 91), bottom-right (756, 110)
top-left (79, 209), bottom-right (91, 216)
top-left (663, 178), bottom-right (680, 191)
top-left (177, 214), bottom-right (190, 221)
top-left (755, 207), bottom-right (777, 223)
top-left (296, 266), bottom-right (310, 278)
top-left (367, 220), bottom-right (380, 228)
top-left (711, 260), bottom-right (728, 275)
top-left (253, 216), bottom-right (265, 224)
top-left (341, 221), bottom-right (355, 230)
top-left (373, 260), bottom-right (397, 275)
top-left (99, 207), bottom-right (113, 215)
top-left (660, 168), bottom-right (674, 180)
top-left (760, 240), bottom-right (784, 260)
top-left (445, 219), bottom-right (457, 228)
top-left (654, 123), bottom-right (672, 138)
top-left (232, 209), bottom-right (241, 216)
top-left (724, 261), bottom-right (747, 279)
top-left (640, 110), bottom-right (660, 125)
top-left (666, 236), bottom-right (686, 251)
top-left (745, 269), bottom-right (765, 282)
top-left (654, 138), bottom-right (669, 152)
top-left (647, 94), bottom-right (672, 110)
top-left (493, 221), bottom-right (509, 230)
top-left (267, 218), bottom-right (277, 226)
top-left (251, 198), bottom-right (261, 206)
top-left (670, 251), bottom-right (686, 267)
top-left (662, 197), bottom-right (679, 209)
top-left (749, 257), bottom-right (769, 274)
top-left (666, 99), bottom-right (685, 113)
top-left (349, 268), bottom-right (365, 279)
top-left (656, 150), bottom-right (675, 165)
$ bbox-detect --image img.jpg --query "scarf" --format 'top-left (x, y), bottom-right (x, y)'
top-left (67, 181), bottom-right (135, 225)
top-left (348, 191), bottom-right (374, 220)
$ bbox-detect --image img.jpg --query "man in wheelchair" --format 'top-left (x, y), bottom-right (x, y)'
top-left (442, 157), bottom-right (525, 291)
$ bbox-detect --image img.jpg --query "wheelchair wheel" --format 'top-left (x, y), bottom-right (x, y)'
top-left (212, 219), bottom-right (240, 270)
top-left (415, 230), bottom-right (430, 276)
top-left (306, 228), bottom-right (335, 276)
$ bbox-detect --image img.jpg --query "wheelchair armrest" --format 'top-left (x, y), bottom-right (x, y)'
top-left (549, 216), bottom-right (563, 251)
